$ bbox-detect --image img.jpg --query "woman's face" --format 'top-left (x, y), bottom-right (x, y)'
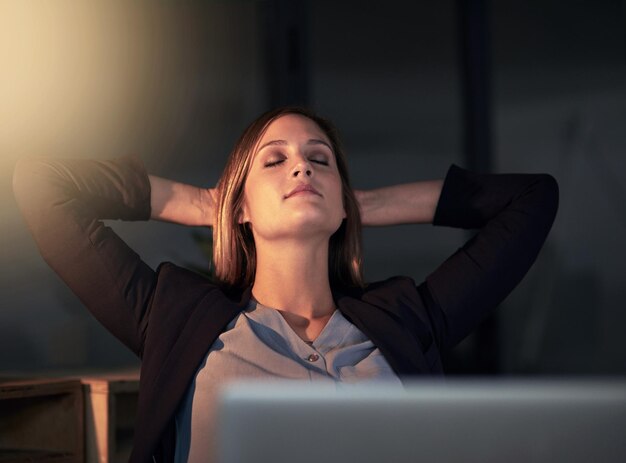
top-left (241, 114), bottom-right (346, 243)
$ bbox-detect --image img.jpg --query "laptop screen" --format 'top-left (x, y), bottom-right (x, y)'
top-left (216, 378), bottom-right (626, 463)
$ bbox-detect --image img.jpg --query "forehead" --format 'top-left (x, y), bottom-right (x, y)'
top-left (257, 114), bottom-right (330, 147)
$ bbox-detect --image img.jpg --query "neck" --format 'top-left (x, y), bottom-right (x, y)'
top-left (251, 237), bottom-right (335, 320)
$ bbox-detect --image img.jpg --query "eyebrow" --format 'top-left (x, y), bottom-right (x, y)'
top-left (257, 138), bottom-right (333, 153)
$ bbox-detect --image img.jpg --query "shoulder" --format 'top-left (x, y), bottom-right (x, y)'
top-left (360, 276), bottom-right (421, 304)
top-left (152, 262), bottom-right (248, 307)
top-left (142, 262), bottom-right (246, 345)
top-left (155, 261), bottom-right (215, 286)
top-left (152, 262), bottom-right (227, 306)
top-left (338, 275), bottom-right (427, 321)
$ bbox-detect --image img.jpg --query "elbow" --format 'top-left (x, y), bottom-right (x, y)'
top-left (12, 158), bottom-right (38, 210)
top-left (524, 174), bottom-right (559, 241)
top-left (540, 174), bottom-right (560, 226)
top-left (12, 157), bottom-right (59, 221)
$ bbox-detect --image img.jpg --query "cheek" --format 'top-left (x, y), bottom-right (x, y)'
top-left (242, 182), bottom-right (272, 222)
top-left (332, 178), bottom-right (346, 211)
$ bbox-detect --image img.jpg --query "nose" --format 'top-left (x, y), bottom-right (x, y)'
top-left (291, 158), bottom-right (313, 178)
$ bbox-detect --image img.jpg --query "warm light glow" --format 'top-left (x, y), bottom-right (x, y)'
top-left (0, 1), bottom-right (168, 162)
top-left (0, 0), bottom-right (191, 227)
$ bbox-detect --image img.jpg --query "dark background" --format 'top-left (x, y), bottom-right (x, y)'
top-left (1, 0), bottom-right (625, 376)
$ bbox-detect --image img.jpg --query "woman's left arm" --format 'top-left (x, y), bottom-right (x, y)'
top-left (355, 179), bottom-right (444, 226)
top-left (355, 164), bottom-right (559, 352)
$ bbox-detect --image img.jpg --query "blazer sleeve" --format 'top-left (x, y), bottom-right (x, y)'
top-left (13, 155), bottom-right (156, 357)
top-left (418, 163), bottom-right (559, 351)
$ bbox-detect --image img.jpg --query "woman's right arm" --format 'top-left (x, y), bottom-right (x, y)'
top-left (13, 155), bottom-right (171, 356)
top-left (148, 175), bottom-right (216, 227)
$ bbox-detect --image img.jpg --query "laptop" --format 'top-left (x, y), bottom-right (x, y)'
top-left (216, 378), bottom-right (626, 463)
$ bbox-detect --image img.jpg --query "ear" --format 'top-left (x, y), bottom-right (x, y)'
top-left (238, 201), bottom-right (250, 224)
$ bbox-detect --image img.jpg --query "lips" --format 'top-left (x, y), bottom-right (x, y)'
top-left (285, 183), bottom-right (322, 198)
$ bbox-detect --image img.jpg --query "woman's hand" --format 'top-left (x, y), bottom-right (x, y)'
top-left (149, 175), bottom-right (216, 227)
top-left (355, 179), bottom-right (444, 227)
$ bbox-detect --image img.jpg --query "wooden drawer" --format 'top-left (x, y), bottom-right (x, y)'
top-left (0, 379), bottom-right (84, 463)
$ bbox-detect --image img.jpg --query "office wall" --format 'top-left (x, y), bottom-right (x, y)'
top-left (2, 0), bottom-right (624, 374)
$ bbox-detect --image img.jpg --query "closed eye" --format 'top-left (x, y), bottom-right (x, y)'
top-left (264, 159), bottom-right (284, 168)
top-left (311, 159), bottom-right (329, 165)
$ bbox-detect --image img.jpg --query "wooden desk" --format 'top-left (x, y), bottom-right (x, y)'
top-left (81, 373), bottom-right (139, 463)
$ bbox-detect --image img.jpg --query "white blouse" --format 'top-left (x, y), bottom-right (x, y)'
top-left (174, 298), bottom-right (402, 463)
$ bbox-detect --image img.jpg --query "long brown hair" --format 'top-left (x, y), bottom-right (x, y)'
top-left (213, 107), bottom-right (364, 290)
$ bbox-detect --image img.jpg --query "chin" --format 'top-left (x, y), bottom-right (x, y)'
top-left (289, 221), bottom-right (341, 238)
top-left (292, 212), bottom-right (342, 230)
top-left (260, 216), bottom-right (342, 241)
top-left (251, 210), bottom-right (343, 240)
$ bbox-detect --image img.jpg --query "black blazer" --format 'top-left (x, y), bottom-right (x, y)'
top-left (13, 156), bottom-right (558, 462)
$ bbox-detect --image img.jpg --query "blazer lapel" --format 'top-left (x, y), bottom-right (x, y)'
top-left (131, 287), bottom-right (251, 462)
top-left (336, 293), bottom-right (432, 377)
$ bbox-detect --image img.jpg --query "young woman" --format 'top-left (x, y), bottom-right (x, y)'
top-left (13, 106), bottom-right (559, 462)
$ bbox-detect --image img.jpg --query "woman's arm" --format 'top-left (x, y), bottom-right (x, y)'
top-left (355, 164), bottom-right (558, 353)
top-left (355, 180), bottom-right (444, 226)
top-left (148, 175), bottom-right (216, 226)
top-left (13, 155), bottom-right (158, 356)
top-left (420, 164), bottom-right (559, 350)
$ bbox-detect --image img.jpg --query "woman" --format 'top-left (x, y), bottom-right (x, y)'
top-left (13, 106), bottom-right (559, 462)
